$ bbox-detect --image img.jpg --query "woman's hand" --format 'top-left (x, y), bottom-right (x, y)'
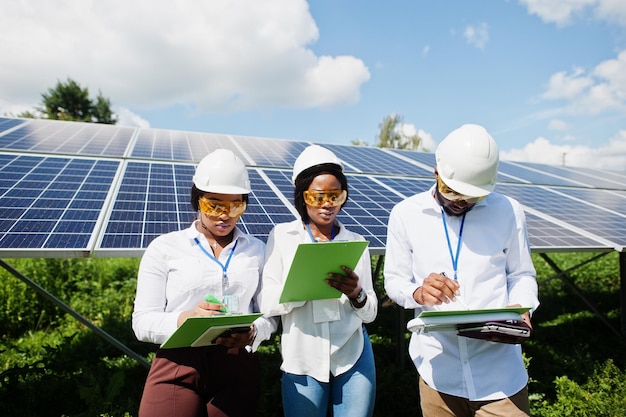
top-left (214, 325), bottom-right (255, 349)
top-left (176, 299), bottom-right (227, 327)
top-left (325, 265), bottom-right (362, 299)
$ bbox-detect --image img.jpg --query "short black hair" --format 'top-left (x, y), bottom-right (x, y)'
top-left (293, 163), bottom-right (348, 222)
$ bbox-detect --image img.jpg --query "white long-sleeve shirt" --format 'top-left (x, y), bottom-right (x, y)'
top-left (384, 186), bottom-right (539, 401)
top-left (132, 222), bottom-right (276, 351)
top-left (260, 219), bottom-right (377, 383)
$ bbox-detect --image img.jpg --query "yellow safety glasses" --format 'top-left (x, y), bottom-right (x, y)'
top-left (303, 190), bottom-right (347, 207)
top-left (437, 178), bottom-right (485, 204)
top-left (198, 197), bottom-right (247, 218)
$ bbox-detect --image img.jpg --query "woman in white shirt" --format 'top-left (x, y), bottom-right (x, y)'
top-left (261, 145), bottom-right (377, 417)
top-left (132, 149), bottom-right (275, 417)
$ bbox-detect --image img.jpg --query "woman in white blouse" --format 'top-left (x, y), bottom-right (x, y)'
top-left (132, 149), bottom-right (275, 417)
top-left (261, 145), bottom-right (377, 417)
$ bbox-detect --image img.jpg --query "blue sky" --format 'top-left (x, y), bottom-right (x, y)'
top-left (1, 0), bottom-right (625, 170)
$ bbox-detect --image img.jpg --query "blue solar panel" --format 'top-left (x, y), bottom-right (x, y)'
top-left (376, 176), bottom-right (435, 197)
top-left (321, 144), bottom-right (432, 177)
top-left (498, 160), bottom-right (588, 187)
top-left (498, 184), bottom-right (626, 248)
top-left (523, 211), bottom-right (607, 250)
top-left (131, 129), bottom-right (244, 162)
top-left (517, 162), bottom-right (626, 190)
top-left (96, 162), bottom-right (290, 254)
top-left (0, 119), bottom-right (134, 157)
top-left (232, 135), bottom-right (309, 168)
top-left (389, 148), bottom-right (436, 170)
top-left (0, 154), bottom-right (118, 254)
top-left (375, 176), bottom-right (609, 250)
top-left (0, 117), bottom-right (27, 133)
top-left (547, 187), bottom-right (626, 217)
top-left (1, 117), bottom-right (625, 256)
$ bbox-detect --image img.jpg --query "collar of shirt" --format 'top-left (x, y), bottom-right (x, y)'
top-left (285, 219), bottom-right (348, 241)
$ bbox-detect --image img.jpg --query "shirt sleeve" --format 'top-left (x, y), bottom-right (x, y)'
top-left (383, 204), bottom-right (422, 309)
top-left (505, 200), bottom-right (540, 314)
top-left (259, 226), bottom-right (305, 317)
top-left (249, 315), bottom-right (279, 352)
top-left (132, 238), bottom-right (180, 345)
top-left (350, 246), bottom-right (378, 323)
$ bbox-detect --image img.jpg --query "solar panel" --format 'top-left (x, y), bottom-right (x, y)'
top-left (389, 148), bottom-right (436, 170)
top-left (131, 129), bottom-right (242, 162)
top-left (0, 117), bottom-right (624, 258)
top-left (231, 135), bottom-right (309, 168)
top-left (95, 162), bottom-right (291, 256)
top-left (498, 184), bottom-right (626, 248)
top-left (321, 144), bottom-right (433, 176)
top-left (0, 118), bottom-right (134, 157)
top-left (522, 211), bottom-right (608, 251)
top-left (0, 153), bottom-right (119, 256)
top-left (498, 160), bottom-right (586, 187)
top-left (0, 117), bottom-right (27, 134)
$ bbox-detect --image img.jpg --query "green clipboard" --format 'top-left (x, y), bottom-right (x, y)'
top-left (419, 307), bottom-right (531, 318)
top-left (279, 240), bottom-right (369, 303)
top-left (161, 313), bottom-right (262, 349)
top-left (408, 307), bottom-right (531, 333)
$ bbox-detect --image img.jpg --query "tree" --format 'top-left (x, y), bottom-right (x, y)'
top-left (16, 78), bottom-right (117, 124)
top-left (375, 114), bottom-right (422, 150)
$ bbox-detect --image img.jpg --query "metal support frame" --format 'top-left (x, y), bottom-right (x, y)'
top-left (619, 252), bottom-right (626, 337)
top-left (538, 252), bottom-right (625, 341)
top-left (0, 258), bottom-right (150, 369)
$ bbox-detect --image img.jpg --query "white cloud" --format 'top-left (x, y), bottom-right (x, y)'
top-left (501, 133), bottom-right (626, 171)
top-left (519, 0), bottom-right (626, 27)
top-left (541, 49), bottom-right (626, 114)
top-left (0, 0), bottom-right (369, 114)
top-left (463, 23), bottom-right (489, 49)
top-left (396, 123), bottom-right (437, 152)
top-left (115, 108), bottom-right (150, 129)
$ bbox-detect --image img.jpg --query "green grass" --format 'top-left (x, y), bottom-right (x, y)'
top-left (0, 252), bottom-right (624, 416)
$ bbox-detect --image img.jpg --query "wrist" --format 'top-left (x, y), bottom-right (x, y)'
top-left (414, 287), bottom-right (424, 305)
top-left (350, 288), bottom-right (367, 306)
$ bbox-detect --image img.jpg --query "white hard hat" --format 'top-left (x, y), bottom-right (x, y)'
top-left (292, 145), bottom-right (343, 183)
top-left (193, 149), bottom-right (251, 194)
top-left (435, 124), bottom-right (499, 197)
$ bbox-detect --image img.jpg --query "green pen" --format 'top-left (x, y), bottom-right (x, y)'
top-left (204, 294), bottom-right (229, 313)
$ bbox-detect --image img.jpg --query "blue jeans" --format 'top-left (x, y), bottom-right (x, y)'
top-left (281, 327), bottom-right (376, 417)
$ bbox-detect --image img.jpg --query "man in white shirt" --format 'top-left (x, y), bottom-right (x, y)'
top-left (384, 124), bottom-right (539, 417)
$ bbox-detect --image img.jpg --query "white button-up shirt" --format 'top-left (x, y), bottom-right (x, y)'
top-left (260, 219), bottom-right (377, 383)
top-left (132, 222), bottom-right (275, 351)
top-left (384, 186), bottom-right (539, 401)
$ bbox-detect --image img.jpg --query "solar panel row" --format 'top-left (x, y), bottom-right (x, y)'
top-left (0, 117), bottom-right (624, 257)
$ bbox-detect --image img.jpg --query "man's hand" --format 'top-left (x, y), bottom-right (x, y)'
top-left (413, 272), bottom-right (461, 306)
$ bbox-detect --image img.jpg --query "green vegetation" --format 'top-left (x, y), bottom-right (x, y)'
top-left (1, 252), bottom-right (624, 416)
top-left (10, 78), bottom-right (117, 124)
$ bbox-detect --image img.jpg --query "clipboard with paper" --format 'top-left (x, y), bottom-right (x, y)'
top-left (278, 240), bottom-right (369, 303)
top-left (407, 307), bottom-right (531, 333)
top-left (160, 313), bottom-right (262, 349)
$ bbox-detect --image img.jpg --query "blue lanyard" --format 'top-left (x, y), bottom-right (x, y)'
top-left (194, 237), bottom-right (238, 288)
top-left (441, 211), bottom-right (466, 280)
top-left (306, 222), bottom-right (335, 242)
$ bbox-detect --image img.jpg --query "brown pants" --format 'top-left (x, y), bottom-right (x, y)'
top-left (139, 345), bottom-right (260, 417)
top-left (419, 376), bottom-right (530, 417)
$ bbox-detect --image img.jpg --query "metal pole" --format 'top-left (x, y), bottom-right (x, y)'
top-left (0, 258), bottom-right (150, 369)
top-left (619, 252), bottom-right (626, 337)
